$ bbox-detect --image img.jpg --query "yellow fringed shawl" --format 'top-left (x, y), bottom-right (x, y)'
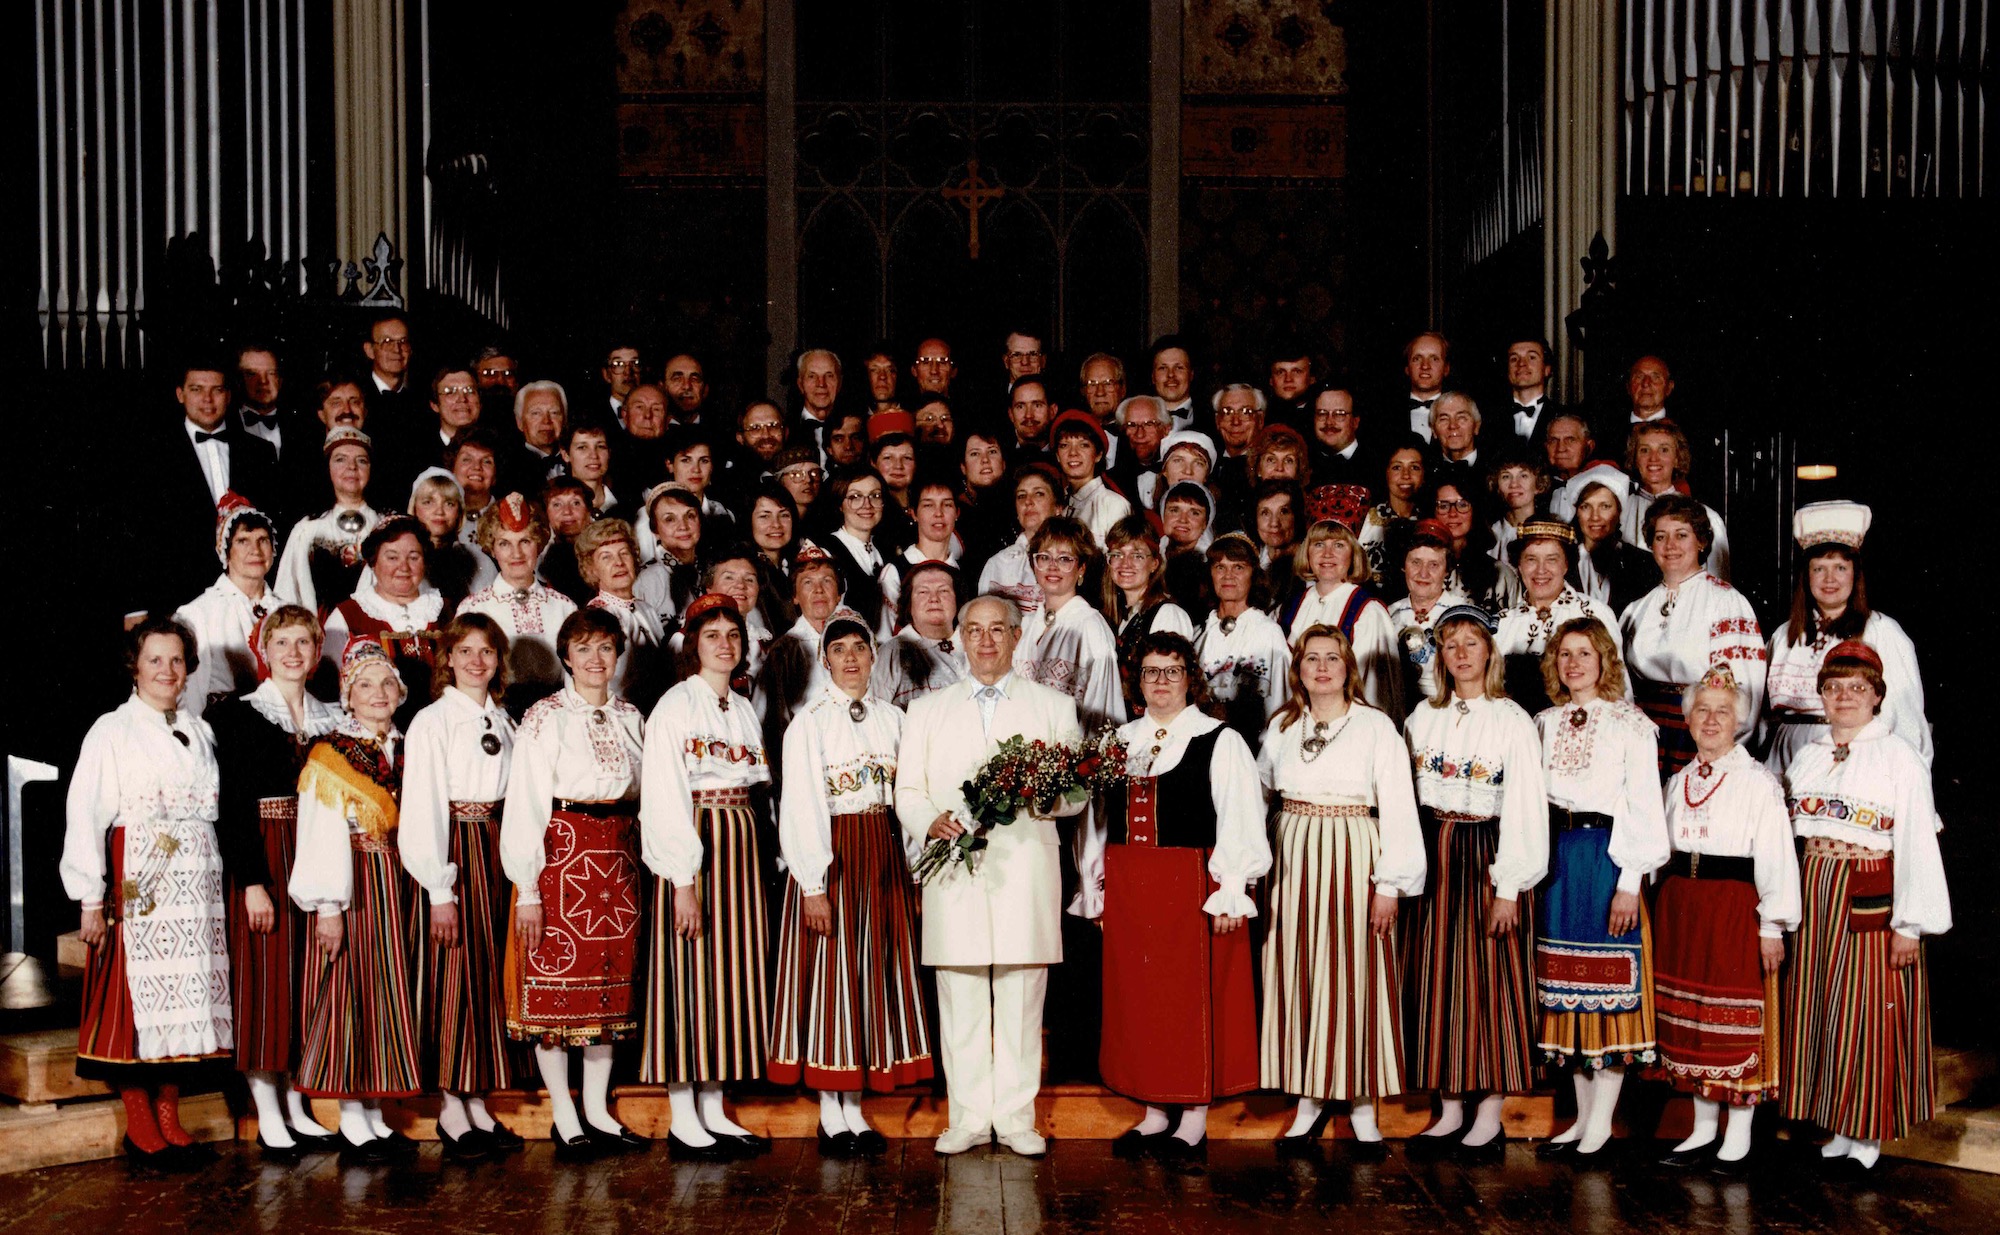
top-left (298, 740), bottom-right (400, 839)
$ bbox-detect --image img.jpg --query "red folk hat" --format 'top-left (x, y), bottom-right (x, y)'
top-left (1823, 639), bottom-right (1884, 676)
top-left (681, 592), bottom-right (741, 627)
top-left (1305, 483), bottom-right (1372, 532)
top-left (213, 491), bottom-right (271, 565)
top-left (793, 537), bottom-right (835, 568)
top-left (1048, 409), bottom-right (1108, 454)
top-left (495, 491), bottom-right (536, 533)
top-left (867, 409), bottom-right (916, 442)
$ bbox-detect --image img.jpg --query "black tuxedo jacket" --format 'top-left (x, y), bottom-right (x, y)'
top-left (123, 421), bottom-right (281, 616)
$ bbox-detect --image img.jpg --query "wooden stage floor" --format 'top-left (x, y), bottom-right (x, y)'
top-left (6, 1136), bottom-right (1998, 1234)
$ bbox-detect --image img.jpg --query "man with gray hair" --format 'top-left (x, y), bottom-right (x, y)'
top-left (795, 347), bottom-right (843, 443)
top-left (1211, 383), bottom-right (1267, 532)
top-left (1108, 394), bottom-right (1168, 512)
top-left (503, 379), bottom-right (569, 497)
top-left (896, 594), bottom-right (1084, 1158)
top-left (1427, 390), bottom-right (1489, 493)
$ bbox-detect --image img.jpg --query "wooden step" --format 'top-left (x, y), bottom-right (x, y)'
top-left (1934, 1047), bottom-right (1996, 1110)
top-left (1888, 1104), bottom-right (2000, 1175)
top-left (0, 1029), bottom-right (110, 1104)
top-left (0, 1092), bottom-right (233, 1175)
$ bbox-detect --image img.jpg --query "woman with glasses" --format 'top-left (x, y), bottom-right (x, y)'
top-left (1429, 480), bottom-right (1499, 608)
top-left (1102, 515), bottom-right (1193, 704)
top-left (1014, 516), bottom-right (1127, 732)
top-left (822, 466), bottom-right (898, 638)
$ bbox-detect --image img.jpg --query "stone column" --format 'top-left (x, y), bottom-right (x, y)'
top-left (331, 0), bottom-right (409, 269)
top-left (1541, 0), bottom-right (1619, 396)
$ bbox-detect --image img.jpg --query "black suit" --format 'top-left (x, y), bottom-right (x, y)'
top-left (1307, 441), bottom-right (1377, 498)
top-left (123, 420), bottom-right (281, 616)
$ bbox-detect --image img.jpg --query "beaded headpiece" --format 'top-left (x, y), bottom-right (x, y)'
top-left (1305, 483), bottom-right (1372, 532)
top-left (214, 491), bottom-right (272, 565)
top-left (681, 592), bottom-right (741, 627)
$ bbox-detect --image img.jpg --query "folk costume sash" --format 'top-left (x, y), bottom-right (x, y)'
top-left (298, 734), bottom-right (401, 841)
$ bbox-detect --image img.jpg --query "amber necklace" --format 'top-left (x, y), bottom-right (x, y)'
top-left (1682, 758), bottom-right (1728, 809)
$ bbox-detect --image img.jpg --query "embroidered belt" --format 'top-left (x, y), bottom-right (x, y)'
top-left (1551, 806), bottom-right (1613, 831)
top-left (690, 788), bottom-right (751, 808)
top-left (1427, 809), bottom-right (1495, 825)
top-left (555, 798), bottom-right (638, 818)
top-left (350, 831), bottom-right (395, 854)
top-left (1803, 835), bottom-right (1887, 862)
top-left (449, 799), bottom-right (501, 823)
top-left (1279, 801), bottom-right (1375, 820)
top-left (1666, 851), bottom-right (1753, 882)
top-left (256, 797), bottom-right (298, 823)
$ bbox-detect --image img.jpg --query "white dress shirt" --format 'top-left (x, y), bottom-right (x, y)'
top-left (184, 418), bottom-right (231, 503)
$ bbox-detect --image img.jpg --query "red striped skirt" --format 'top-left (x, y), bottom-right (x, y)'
top-left (428, 801), bottom-right (510, 1091)
top-left (1260, 804), bottom-right (1403, 1101)
top-left (1403, 811), bottom-right (1535, 1094)
top-left (1782, 838), bottom-right (1935, 1140)
top-left (641, 791), bottom-right (770, 1085)
top-left (77, 825), bottom-right (233, 1079)
top-left (1651, 873), bottom-right (1781, 1105)
top-left (295, 837), bottom-right (422, 1098)
top-left (505, 804), bottom-right (642, 1046)
top-left (1633, 677), bottom-right (1696, 779)
top-left (229, 799), bottom-right (304, 1073)
top-left (768, 807), bottom-right (933, 1092)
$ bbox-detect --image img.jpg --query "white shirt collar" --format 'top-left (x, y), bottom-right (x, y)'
top-left (969, 673), bottom-right (1013, 699)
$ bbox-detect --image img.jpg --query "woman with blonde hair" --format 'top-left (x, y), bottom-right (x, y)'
top-left (1279, 518), bottom-right (1400, 714)
top-left (1014, 515), bottom-right (1126, 731)
top-left (1257, 625), bottom-right (1424, 1153)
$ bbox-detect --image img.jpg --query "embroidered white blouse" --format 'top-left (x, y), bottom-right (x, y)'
top-left (174, 575), bottom-right (291, 717)
top-left (1284, 582), bottom-right (1402, 715)
top-left (61, 695), bottom-right (221, 907)
top-left (1386, 587), bottom-right (1471, 709)
top-left (587, 590), bottom-right (670, 697)
top-left (1495, 587), bottom-right (1617, 661)
top-left (1535, 697), bottom-right (1671, 894)
top-left (778, 685), bottom-right (907, 896)
top-left (1258, 704), bottom-right (1426, 897)
top-left (1662, 745), bottom-right (1801, 937)
top-left (1067, 475), bottom-right (1134, 548)
top-left (1760, 612), bottom-right (1931, 773)
top-left (273, 504), bottom-right (380, 613)
top-left (399, 687), bottom-right (515, 905)
top-left (499, 686), bottom-right (643, 907)
top-left (458, 577), bottom-right (578, 686)
top-left (870, 628), bottom-right (969, 708)
top-left (1404, 694), bottom-right (1550, 899)
top-left (1619, 571), bottom-right (1767, 741)
top-left (1781, 720), bottom-right (1950, 939)
top-left (1196, 607), bottom-right (1294, 729)
top-left (978, 534), bottom-right (1043, 616)
top-left (638, 677), bottom-right (772, 888)
top-left (1014, 595), bottom-right (1127, 732)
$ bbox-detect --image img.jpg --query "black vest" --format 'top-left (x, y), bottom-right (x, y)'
top-left (1110, 725), bottom-right (1225, 849)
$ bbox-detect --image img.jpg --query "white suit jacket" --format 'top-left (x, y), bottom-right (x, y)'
top-left (895, 674), bottom-right (1084, 966)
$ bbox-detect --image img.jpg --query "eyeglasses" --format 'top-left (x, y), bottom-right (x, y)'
top-left (1435, 499), bottom-right (1473, 513)
top-left (1139, 666), bottom-right (1187, 682)
top-left (1082, 378), bottom-right (1121, 390)
top-left (915, 411), bottom-right (951, 425)
top-left (1007, 350), bottom-right (1043, 360)
top-left (1314, 409), bottom-right (1356, 421)
top-left (1031, 552), bottom-right (1079, 568)
top-left (916, 356), bottom-right (955, 367)
top-left (372, 337), bottom-right (411, 351)
top-left (478, 366), bottom-right (514, 378)
top-left (1106, 549), bottom-right (1152, 565)
top-left (744, 421), bottom-right (785, 434)
top-left (844, 491), bottom-right (885, 506)
top-left (606, 359), bottom-right (642, 371)
top-left (438, 385), bottom-right (477, 398)
top-left (1216, 407), bottom-right (1260, 419)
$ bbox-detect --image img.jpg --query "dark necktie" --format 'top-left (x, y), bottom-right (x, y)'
top-left (194, 430), bottom-right (225, 444)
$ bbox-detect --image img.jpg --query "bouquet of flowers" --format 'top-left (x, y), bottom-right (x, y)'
top-left (912, 725), bottom-right (1130, 885)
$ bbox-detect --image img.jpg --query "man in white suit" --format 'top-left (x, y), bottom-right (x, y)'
top-left (896, 594), bottom-right (1084, 1156)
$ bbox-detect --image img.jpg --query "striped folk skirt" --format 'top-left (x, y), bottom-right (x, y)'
top-left (1260, 803), bottom-right (1404, 1101)
top-left (505, 804), bottom-right (642, 1046)
top-left (1535, 827), bottom-right (1657, 1070)
top-left (428, 801), bottom-right (510, 1092)
top-left (1652, 872), bottom-right (1781, 1105)
top-left (768, 807), bottom-right (933, 1092)
top-left (642, 791), bottom-right (771, 1085)
top-left (296, 837), bottom-right (422, 1098)
top-left (229, 799), bottom-right (304, 1074)
top-left (1633, 677), bottom-right (1696, 779)
top-left (1783, 838), bottom-right (1935, 1140)
top-left (1403, 811), bottom-right (1536, 1094)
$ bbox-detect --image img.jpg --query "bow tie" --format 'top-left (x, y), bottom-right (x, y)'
top-left (1408, 396), bottom-right (1437, 410)
top-left (242, 410), bottom-right (279, 425)
top-left (1513, 406), bottom-right (1540, 434)
top-left (193, 430), bottom-right (226, 444)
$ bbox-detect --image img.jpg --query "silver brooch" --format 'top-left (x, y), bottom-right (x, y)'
top-left (849, 699), bottom-right (867, 722)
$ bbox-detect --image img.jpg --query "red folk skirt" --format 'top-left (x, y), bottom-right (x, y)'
top-left (228, 798), bottom-right (305, 1073)
top-left (295, 834), bottom-right (423, 1098)
top-left (768, 807), bottom-right (933, 1092)
top-left (505, 802), bottom-right (642, 1046)
top-left (1652, 870), bottom-right (1781, 1105)
top-left (1098, 787), bottom-right (1258, 1107)
top-left (428, 800), bottom-right (511, 1092)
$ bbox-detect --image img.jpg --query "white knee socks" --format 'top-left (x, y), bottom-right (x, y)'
top-left (248, 1072), bottom-right (294, 1148)
top-left (1282, 1097), bottom-right (1323, 1139)
top-left (839, 1090), bottom-right (872, 1135)
top-left (1134, 1105), bottom-right (1172, 1136)
top-left (1173, 1105), bottom-right (1209, 1146)
top-left (337, 1099), bottom-right (375, 1146)
top-left (1459, 1093), bottom-right (1506, 1147)
top-left (437, 1091), bottom-right (472, 1138)
top-left (580, 1045), bottom-right (619, 1134)
top-left (1422, 1096), bottom-right (1466, 1138)
top-left (466, 1095), bottom-right (497, 1134)
top-left (1349, 1100), bottom-right (1382, 1143)
top-left (286, 1084), bottom-right (332, 1136)
top-left (667, 1083), bottom-right (714, 1145)
top-left (819, 1091), bottom-right (848, 1137)
top-left (1675, 1097), bottom-right (1720, 1152)
top-left (1716, 1102), bottom-right (1756, 1162)
top-left (1577, 1068), bottom-right (1624, 1154)
top-left (363, 1101), bottom-right (392, 1138)
top-left (535, 1045), bottom-right (584, 1141)
top-left (698, 1083), bottom-right (751, 1137)
top-left (1550, 1072), bottom-right (1591, 1145)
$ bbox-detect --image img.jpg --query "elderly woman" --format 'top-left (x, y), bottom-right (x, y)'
top-left (873, 558), bottom-right (968, 708)
top-left (1494, 521), bottom-right (1615, 714)
top-left (274, 426), bottom-right (380, 616)
top-left (1781, 640), bottom-right (1951, 1174)
top-left (176, 497), bottom-right (290, 718)
top-left (1387, 521), bottom-right (1470, 711)
top-left (289, 640), bottom-right (419, 1161)
top-left (979, 463), bottom-right (1061, 619)
top-left (1250, 424), bottom-right (1311, 491)
top-left (1761, 500), bottom-right (1930, 775)
top-left (1078, 631), bottom-right (1268, 1160)
top-left (501, 608), bottom-right (647, 1160)
top-left (636, 483), bottom-right (707, 622)
top-left (580, 518), bottom-right (669, 715)
top-left (1619, 493), bottom-right (1766, 778)
top-left (1563, 465), bottom-right (1658, 613)
top-left (1014, 516), bottom-right (1126, 732)
top-left (1252, 479), bottom-right (1305, 598)
top-left (409, 466), bottom-right (493, 614)
top-left (323, 515), bottom-right (446, 722)
top-left (63, 617), bottom-right (232, 1168)
top-left (1257, 625), bottom-right (1423, 1152)
top-left (1653, 663), bottom-right (1799, 1171)
top-left (1279, 517), bottom-right (1400, 715)
top-left (1530, 618), bottom-right (1669, 1160)
top-left (458, 493), bottom-right (579, 717)
top-left (639, 594), bottom-right (775, 1158)
top-left (1195, 534), bottom-right (1294, 744)
top-left (1401, 606), bottom-right (1548, 1162)
top-left (207, 606), bottom-right (341, 1157)
top-left (1623, 421), bottom-right (1731, 580)
top-left (769, 608), bottom-right (931, 1157)
top-left (397, 614), bottom-right (521, 1161)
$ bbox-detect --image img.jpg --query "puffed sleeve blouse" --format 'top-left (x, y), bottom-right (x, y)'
top-left (1404, 694), bottom-right (1549, 899)
top-left (499, 686), bottom-right (643, 907)
top-left (1535, 696), bottom-right (1671, 893)
top-left (778, 685), bottom-right (905, 896)
top-left (1259, 704), bottom-right (1426, 897)
top-left (638, 678), bottom-right (772, 889)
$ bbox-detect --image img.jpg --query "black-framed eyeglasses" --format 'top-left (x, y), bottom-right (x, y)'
top-left (1139, 666), bottom-right (1187, 682)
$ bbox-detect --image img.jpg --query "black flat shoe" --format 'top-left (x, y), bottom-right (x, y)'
top-left (1114, 1127), bottom-right (1169, 1159)
top-left (257, 1133), bottom-right (309, 1163)
top-left (716, 1131), bottom-right (771, 1155)
top-left (1151, 1135), bottom-right (1207, 1163)
top-left (1274, 1104), bottom-right (1337, 1155)
top-left (551, 1129), bottom-right (599, 1162)
top-left (1403, 1132), bottom-right (1459, 1162)
top-left (817, 1126), bottom-right (859, 1158)
top-left (338, 1136), bottom-right (392, 1165)
top-left (438, 1125), bottom-right (490, 1163)
top-left (287, 1126), bottom-right (341, 1148)
top-left (373, 1129), bottom-right (420, 1157)
top-left (1658, 1142), bottom-right (1717, 1168)
top-left (853, 1128), bottom-right (889, 1156)
top-left (1707, 1152), bottom-right (1755, 1178)
top-left (482, 1123), bottom-right (526, 1154)
top-left (122, 1137), bottom-right (183, 1170)
top-left (1454, 1135), bottom-right (1506, 1165)
top-left (1535, 1137), bottom-right (1579, 1160)
top-left (585, 1123), bottom-right (651, 1154)
top-left (665, 1131), bottom-right (740, 1161)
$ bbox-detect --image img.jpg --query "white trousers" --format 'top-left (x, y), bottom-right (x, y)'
top-left (933, 964), bottom-right (1048, 1136)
